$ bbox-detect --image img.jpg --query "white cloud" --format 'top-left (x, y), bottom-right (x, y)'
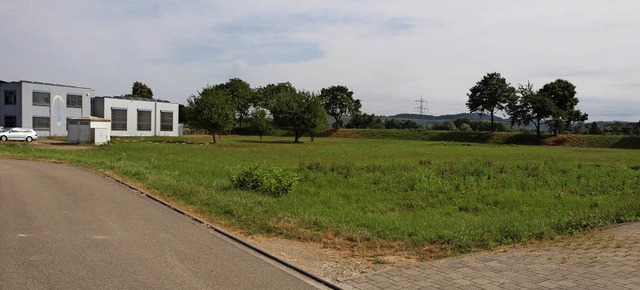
top-left (1, 0), bottom-right (639, 121)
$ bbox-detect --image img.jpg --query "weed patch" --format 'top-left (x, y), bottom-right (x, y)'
top-left (230, 163), bottom-right (299, 197)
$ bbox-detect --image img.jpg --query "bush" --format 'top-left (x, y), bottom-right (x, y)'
top-left (230, 163), bottom-right (299, 197)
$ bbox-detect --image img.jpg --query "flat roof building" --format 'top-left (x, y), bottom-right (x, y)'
top-left (0, 80), bottom-right (93, 136)
top-left (0, 80), bottom-right (180, 137)
top-left (91, 96), bottom-right (180, 137)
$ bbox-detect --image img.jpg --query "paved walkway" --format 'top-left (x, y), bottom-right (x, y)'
top-left (338, 223), bottom-right (640, 289)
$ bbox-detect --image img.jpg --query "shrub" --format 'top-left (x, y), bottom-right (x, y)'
top-left (230, 163), bottom-right (299, 197)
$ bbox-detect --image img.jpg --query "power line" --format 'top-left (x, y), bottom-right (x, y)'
top-left (414, 97), bottom-right (428, 126)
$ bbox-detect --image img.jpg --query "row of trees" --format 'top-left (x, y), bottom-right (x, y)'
top-left (466, 73), bottom-right (588, 135)
top-left (185, 79), bottom-right (362, 143)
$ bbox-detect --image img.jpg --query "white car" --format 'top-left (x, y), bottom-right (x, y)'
top-left (0, 128), bottom-right (38, 142)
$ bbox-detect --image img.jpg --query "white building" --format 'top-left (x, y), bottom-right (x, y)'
top-left (0, 80), bottom-right (93, 136)
top-left (0, 80), bottom-right (180, 137)
top-left (91, 96), bottom-right (180, 137)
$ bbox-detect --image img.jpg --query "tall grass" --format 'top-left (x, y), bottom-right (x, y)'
top-left (1, 136), bottom-right (639, 256)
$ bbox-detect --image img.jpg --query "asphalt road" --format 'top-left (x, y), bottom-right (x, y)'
top-left (0, 159), bottom-right (323, 289)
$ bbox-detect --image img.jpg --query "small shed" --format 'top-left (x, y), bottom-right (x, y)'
top-left (67, 117), bottom-right (111, 145)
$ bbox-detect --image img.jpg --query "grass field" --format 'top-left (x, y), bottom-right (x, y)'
top-left (2, 135), bottom-right (639, 259)
top-left (324, 129), bottom-right (640, 149)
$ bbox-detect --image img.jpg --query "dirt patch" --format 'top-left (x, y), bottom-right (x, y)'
top-left (243, 235), bottom-right (422, 282)
top-left (30, 139), bottom-right (93, 150)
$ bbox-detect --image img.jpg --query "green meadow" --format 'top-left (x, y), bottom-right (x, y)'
top-left (2, 135), bottom-right (639, 257)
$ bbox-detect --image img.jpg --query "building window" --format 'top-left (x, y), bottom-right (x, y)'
top-left (4, 116), bottom-right (17, 127)
top-left (160, 111), bottom-right (173, 131)
top-left (33, 117), bottom-right (50, 130)
top-left (67, 94), bottom-right (83, 108)
top-left (137, 110), bottom-right (152, 131)
top-left (111, 108), bottom-right (127, 131)
top-left (33, 91), bottom-right (51, 106)
top-left (4, 90), bottom-right (16, 105)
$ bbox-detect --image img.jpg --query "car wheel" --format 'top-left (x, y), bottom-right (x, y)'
top-left (0, 136), bottom-right (6, 141)
top-left (26, 136), bottom-right (33, 142)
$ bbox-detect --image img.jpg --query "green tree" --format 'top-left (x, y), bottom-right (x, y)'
top-left (249, 109), bottom-right (272, 140)
top-left (466, 72), bottom-right (516, 132)
top-left (255, 82), bottom-right (297, 109)
top-left (539, 79), bottom-right (588, 135)
top-left (320, 85), bottom-right (361, 128)
top-left (510, 82), bottom-right (554, 136)
top-left (573, 121), bottom-right (587, 134)
top-left (178, 104), bottom-right (187, 124)
top-left (132, 81), bottom-right (153, 99)
top-left (270, 89), bottom-right (327, 143)
top-left (588, 122), bottom-right (600, 135)
top-left (222, 78), bottom-right (254, 128)
top-left (634, 121), bottom-right (640, 136)
top-left (307, 95), bottom-right (328, 142)
top-left (186, 85), bottom-right (235, 144)
top-left (346, 113), bottom-right (378, 129)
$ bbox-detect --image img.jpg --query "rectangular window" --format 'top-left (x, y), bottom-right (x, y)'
top-left (4, 90), bottom-right (16, 105)
top-left (137, 110), bottom-right (152, 131)
top-left (160, 111), bottom-right (173, 131)
top-left (67, 94), bottom-right (83, 108)
top-left (33, 117), bottom-right (50, 130)
top-left (4, 116), bottom-right (17, 127)
top-left (33, 91), bottom-right (50, 106)
top-left (111, 108), bottom-right (127, 131)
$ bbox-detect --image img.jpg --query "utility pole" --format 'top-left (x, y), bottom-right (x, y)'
top-left (414, 97), bottom-right (428, 127)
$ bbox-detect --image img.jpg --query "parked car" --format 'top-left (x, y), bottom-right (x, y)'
top-left (0, 128), bottom-right (38, 142)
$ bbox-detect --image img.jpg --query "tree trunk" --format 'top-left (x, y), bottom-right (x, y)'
top-left (259, 133), bottom-right (263, 140)
top-left (294, 130), bottom-right (305, 143)
top-left (490, 112), bottom-right (495, 132)
top-left (535, 118), bottom-right (541, 136)
top-left (211, 130), bottom-right (217, 144)
top-left (309, 131), bottom-right (315, 142)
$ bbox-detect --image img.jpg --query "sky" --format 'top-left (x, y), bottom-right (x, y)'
top-left (1, 0), bottom-right (639, 121)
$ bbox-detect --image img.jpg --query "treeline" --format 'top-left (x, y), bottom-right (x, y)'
top-left (346, 115), bottom-right (513, 131)
top-left (184, 78), bottom-right (361, 143)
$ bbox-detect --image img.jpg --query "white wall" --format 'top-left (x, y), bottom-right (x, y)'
top-left (100, 98), bottom-right (179, 137)
top-left (18, 82), bottom-right (93, 137)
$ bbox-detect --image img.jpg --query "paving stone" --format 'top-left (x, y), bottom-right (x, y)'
top-left (340, 222), bottom-right (640, 290)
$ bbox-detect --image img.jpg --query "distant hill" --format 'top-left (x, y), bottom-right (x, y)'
top-left (387, 113), bottom-right (510, 123)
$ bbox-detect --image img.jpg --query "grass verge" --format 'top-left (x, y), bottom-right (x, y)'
top-left (1, 135), bottom-right (639, 259)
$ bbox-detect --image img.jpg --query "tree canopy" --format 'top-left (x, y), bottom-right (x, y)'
top-left (466, 73), bottom-right (516, 132)
top-left (539, 79), bottom-right (588, 135)
top-left (221, 78), bottom-right (254, 128)
top-left (132, 81), bottom-right (153, 99)
top-left (320, 85), bottom-right (361, 128)
top-left (186, 85), bottom-right (235, 143)
top-left (509, 82), bottom-right (554, 136)
top-left (249, 109), bottom-right (272, 140)
top-left (270, 88), bottom-right (327, 143)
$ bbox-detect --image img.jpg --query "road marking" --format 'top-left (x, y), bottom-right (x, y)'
top-left (92, 235), bottom-right (108, 239)
top-left (17, 234), bottom-right (32, 237)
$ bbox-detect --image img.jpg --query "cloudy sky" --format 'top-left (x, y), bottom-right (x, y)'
top-left (2, 0), bottom-right (639, 121)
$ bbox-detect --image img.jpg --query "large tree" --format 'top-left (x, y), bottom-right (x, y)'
top-left (186, 85), bottom-right (235, 144)
top-left (509, 82), bottom-right (554, 136)
top-left (221, 78), bottom-right (254, 128)
top-left (131, 81), bottom-right (153, 99)
top-left (466, 73), bottom-right (516, 132)
top-left (539, 79), bottom-right (588, 135)
top-left (270, 88), bottom-right (327, 143)
top-left (255, 82), bottom-right (297, 109)
top-left (320, 85), bottom-right (361, 128)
